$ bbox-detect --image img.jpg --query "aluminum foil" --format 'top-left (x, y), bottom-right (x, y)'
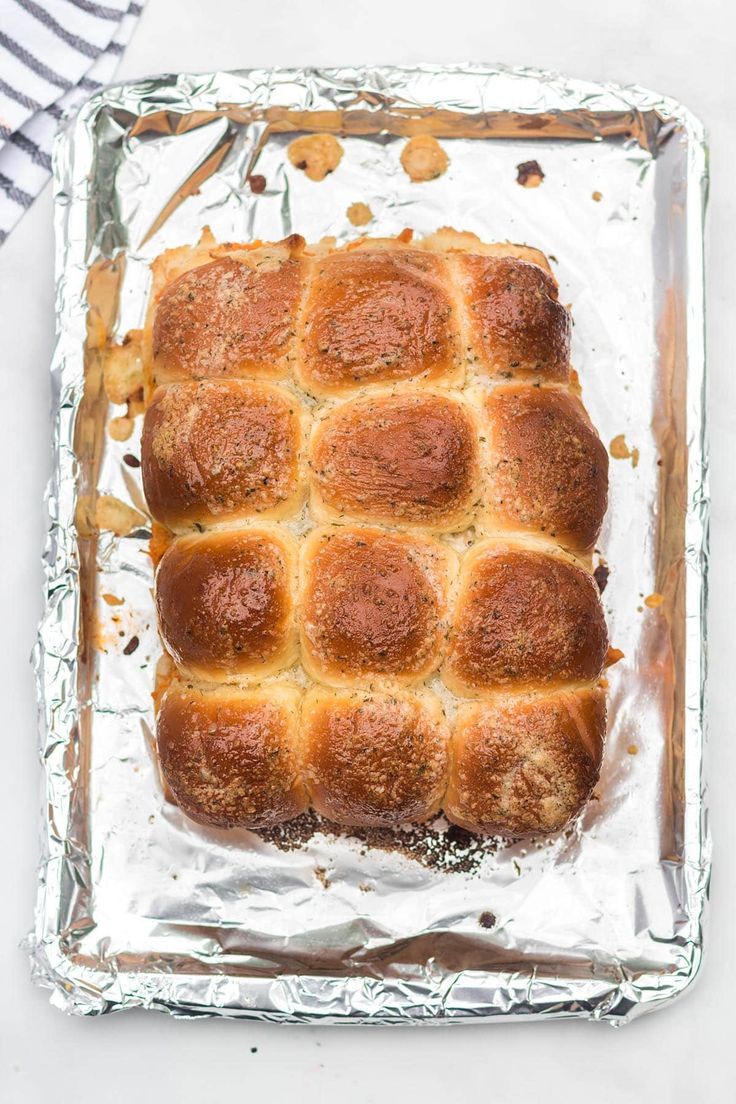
top-left (29, 64), bottom-right (710, 1024)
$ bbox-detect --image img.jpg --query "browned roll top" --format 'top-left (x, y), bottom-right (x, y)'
top-left (300, 527), bottom-right (452, 686)
top-left (309, 391), bottom-right (480, 530)
top-left (302, 689), bottom-right (449, 827)
top-left (299, 249), bottom-right (461, 394)
top-left (457, 254), bottom-right (571, 381)
top-left (155, 529), bottom-right (296, 681)
top-left (157, 682), bottom-right (306, 828)
top-left (486, 385), bottom-right (608, 552)
top-left (444, 543), bottom-right (608, 695)
top-left (144, 230), bottom-right (609, 838)
top-left (445, 689), bottom-right (606, 835)
top-left (142, 380), bottom-right (304, 530)
top-left (152, 244), bottom-right (305, 385)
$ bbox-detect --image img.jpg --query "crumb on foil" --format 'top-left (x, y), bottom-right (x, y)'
top-left (516, 160), bottom-right (545, 187)
top-left (400, 135), bottom-right (449, 183)
top-left (606, 647), bottom-right (625, 667)
top-left (593, 562), bottom-right (609, 594)
top-left (592, 190), bottom-right (603, 202)
top-left (644, 592), bottom-right (664, 608)
top-left (95, 495), bottom-right (147, 536)
top-left (247, 174), bottom-right (266, 194)
top-left (609, 433), bottom-right (639, 467)
top-left (109, 416), bottom-right (133, 442)
top-left (102, 331), bottom-right (143, 404)
top-left (255, 810), bottom-right (502, 874)
top-left (347, 201), bottom-right (373, 227)
top-left (314, 866), bottom-right (332, 888)
top-left (288, 134), bottom-right (343, 181)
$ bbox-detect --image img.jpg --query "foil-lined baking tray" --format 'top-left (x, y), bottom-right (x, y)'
top-left (29, 64), bottom-right (710, 1023)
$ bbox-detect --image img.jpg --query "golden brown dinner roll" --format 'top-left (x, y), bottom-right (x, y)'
top-left (141, 380), bottom-right (306, 531)
top-left (309, 390), bottom-right (481, 531)
top-left (151, 236), bottom-right (306, 385)
top-left (155, 527), bottom-right (297, 681)
top-left (445, 688), bottom-right (606, 835)
top-left (443, 540), bottom-right (608, 695)
top-left (157, 680), bottom-right (307, 828)
top-left (302, 688), bottom-right (449, 826)
top-left (300, 526), bottom-right (455, 687)
top-left (456, 254), bottom-right (570, 381)
top-left (485, 384), bottom-right (608, 554)
top-left (297, 248), bottom-right (462, 395)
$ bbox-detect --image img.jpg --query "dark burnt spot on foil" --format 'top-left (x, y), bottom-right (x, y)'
top-left (248, 174), bottom-right (267, 194)
top-left (255, 810), bottom-right (505, 874)
top-left (123, 635), bottom-right (140, 655)
top-left (594, 563), bottom-right (610, 594)
top-left (478, 911), bottom-right (496, 929)
top-left (516, 159), bottom-right (545, 187)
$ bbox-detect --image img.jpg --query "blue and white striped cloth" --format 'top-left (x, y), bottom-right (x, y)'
top-left (0, 0), bottom-right (145, 243)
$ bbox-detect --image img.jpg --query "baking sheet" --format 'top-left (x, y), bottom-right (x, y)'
top-left (29, 64), bottom-right (710, 1023)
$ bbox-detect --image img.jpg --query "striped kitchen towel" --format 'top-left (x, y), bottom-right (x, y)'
top-left (0, 0), bottom-right (145, 244)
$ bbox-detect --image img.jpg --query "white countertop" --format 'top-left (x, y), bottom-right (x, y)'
top-left (1, 1), bottom-right (733, 1100)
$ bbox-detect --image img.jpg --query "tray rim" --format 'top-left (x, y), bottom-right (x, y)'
top-left (28, 63), bottom-right (711, 1024)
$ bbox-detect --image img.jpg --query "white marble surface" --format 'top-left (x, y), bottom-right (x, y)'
top-left (1, 1), bottom-right (733, 1100)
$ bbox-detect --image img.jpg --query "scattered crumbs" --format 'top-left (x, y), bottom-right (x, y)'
top-left (102, 335), bottom-right (143, 405)
top-left (102, 593), bottom-right (124, 606)
top-left (250, 1047), bottom-right (258, 1054)
top-left (123, 453), bottom-right (141, 468)
top-left (606, 646), bottom-right (625, 667)
top-left (95, 495), bottom-right (147, 536)
top-left (288, 133), bottom-right (343, 181)
top-left (593, 563), bottom-right (609, 594)
top-left (358, 882), bottom-right (374, 893)
top-left (516, 160), bottom-right (544, 187)
top-left (627, 744), bottom-right (639, 756)
top-left (148, 814), bottom-right (155, 825)
top-left (109, 415), bottom-right (133, 442)
top-left (256, 810), bottom-right (502, 874)
top-left (478, 911), bottom-right (496, 929)
top-left (171, 873), bottom-right (178, 880)
top-left (247, 174), bottom-right (266, 194)
top-left (592, 190), bottom-right (603, 202)
top-left (347, 201), bottom-right (373, 227)
top-left (127, 392), bottom-right (145, 420)
top-left (400, 135), bottom-right (449, 183)
top-left (123, 635), bottom-right (140, 656)
top-left (609, 433), bottom-right (639, 467)
top-left (512, 859), bottom-right (522, 876)
top-left (548, 253), bottom-right (558, 263)
top-left (314, 865), bottom-right (332, 889)
top-left (644, 592), bottom-right (664, 608)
